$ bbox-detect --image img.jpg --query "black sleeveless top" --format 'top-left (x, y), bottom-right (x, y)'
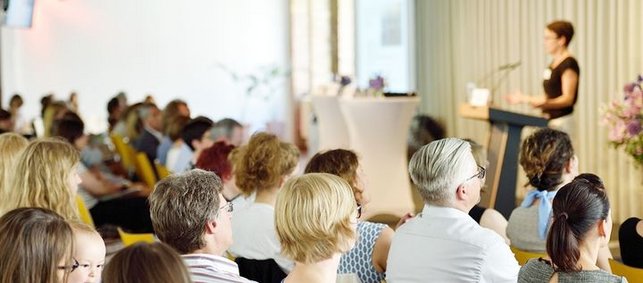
top-left (619, 217), bottom-right (643, 268)
top-left (542, 57), bottom-right (580, 119)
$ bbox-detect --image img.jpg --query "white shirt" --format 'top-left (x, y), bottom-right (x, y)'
top-left (182, 253), bottom-right (256, 283)
top-left (387, 205), bottom-right (519, 283)
top-left (229, 203), bottom-right (294, 273)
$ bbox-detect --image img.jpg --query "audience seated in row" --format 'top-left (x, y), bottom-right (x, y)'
top-left (54, 116), bottom-right (154, 233)
top-left (103, 242), bottom-right (192, 283)
top-left (132, 103), bottom-right (163, 163)
top-left (230, 132), bottom-right (299, 275)
top-left (518, 174), bottom-right (626, 282)
top-left (275, 173), bottom-right (358, 283)
top-left (304, 149), bottom-right (394, 283)
top-left (157, 99), bottom-right (191, 165)
top-left (387, 138), bottom-right (520, 282)
top-left (507, 128), bottom-right (613, 271)
top-left (149, 169), bottom-right (254, 282)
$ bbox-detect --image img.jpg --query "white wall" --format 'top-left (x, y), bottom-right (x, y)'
top-left (1, 0), bottom-right (291, 137)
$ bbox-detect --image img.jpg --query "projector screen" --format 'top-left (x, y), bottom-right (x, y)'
top-left (4, 0), bottom-right (35, 28)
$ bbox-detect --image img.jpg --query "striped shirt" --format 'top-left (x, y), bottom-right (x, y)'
top-left (182, 254), bottom-right (256, 283)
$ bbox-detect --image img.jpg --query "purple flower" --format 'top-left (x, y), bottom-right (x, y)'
top-left (627, 120), bottom-right (642, 136)
top-left (637, 74), bottom-right (643, 83)
top-left (369, 75), bottom-right (385, 90)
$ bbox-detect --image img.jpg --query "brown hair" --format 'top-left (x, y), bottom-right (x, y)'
top-left (234, 132), bottom-right (299, 194)
top-left (149, 169), bottom-right (223, 254)
top-left (546, 20), bottom-right (575, 47)
top-left (0, 207), bottom-right (74, 283)
top-left (4, 138), bottom-right (81, 220)
top-left (102, 242), bottom-right (192, 283)
top-left (519, 128), bottom-right (573, 191)
top-left (164, 115), bottom-right (190, 141)
top-left (546, 173), bottom-right (610, 272)
top-left (304, 149), bottom-right (360, 197)
top-left (161, 99), bottom-right (189, 136)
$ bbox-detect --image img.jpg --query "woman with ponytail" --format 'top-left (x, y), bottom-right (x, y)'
top-left (518, 174), bottom-right (626, 282)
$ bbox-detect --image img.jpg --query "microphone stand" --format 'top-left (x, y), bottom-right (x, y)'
top-left (489, 64), bottom-right (520, 106)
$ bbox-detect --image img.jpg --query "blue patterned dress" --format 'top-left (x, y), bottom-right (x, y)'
top-left (338, 221), bottom-right (387, 283)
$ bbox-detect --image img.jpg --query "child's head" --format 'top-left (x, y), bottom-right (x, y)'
top-left (67, 222), bottom-right (106, 283)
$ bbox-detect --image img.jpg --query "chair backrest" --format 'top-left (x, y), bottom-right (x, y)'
top-left (117, 227), bottom-right (155, 247)
top-left (134, 152), bottom-right (158, 189)
top-left (235, 257), bottom-right (287, 283)
top-left (75, 195), bottom-right (95, 228)
top-left (510, 246), bottom-right (547, 266)
top-left (154, 160), bottom-right (171, 179)
top-left (110, 134), bottom-right (136, 171)
top-left (609, 258), bottom-right (643, 283)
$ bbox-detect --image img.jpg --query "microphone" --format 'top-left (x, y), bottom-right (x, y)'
top-left (498, 61), bottom-right (522, 71)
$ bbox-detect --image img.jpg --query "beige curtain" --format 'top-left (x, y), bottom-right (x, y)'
top-left (416, 0), bottom-right (643, 223)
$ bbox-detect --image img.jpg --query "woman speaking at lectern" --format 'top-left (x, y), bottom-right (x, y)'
top-left (507, 20), bottom-right (579, 135)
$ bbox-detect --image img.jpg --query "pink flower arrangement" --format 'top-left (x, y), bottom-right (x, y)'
top-left (602, 75), bottom-right (643, 166)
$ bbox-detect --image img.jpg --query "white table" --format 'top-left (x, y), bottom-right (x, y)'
top-left (310, 95), bottom-right (351, 151)
top-left (339, 96), bottom-right (420, 219)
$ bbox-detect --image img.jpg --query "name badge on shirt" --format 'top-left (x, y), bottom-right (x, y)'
top-left (543, 69), bottom-right (552, 80)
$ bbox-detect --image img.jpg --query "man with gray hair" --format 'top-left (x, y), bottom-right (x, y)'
top-left (387, 138), bottom-right (519, 282)
top-left (210, 118), bottom-right (244, 146)
top-left (133, 103), bottom-right (163, 162)
top-left (149, 169), bottom-right (255, 282)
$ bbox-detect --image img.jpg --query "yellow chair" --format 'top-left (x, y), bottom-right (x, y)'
top-left (510, 246), bottom-right (546, 266)
top-left (75, 196), bottom-right (95, 228)
top-left (154, 160), bottom-right (171, 179)
top-left (134, 152), bottom-right (158, 189)
top-left (110, 134), bottom-right (136, 172)
top-left (117, 227), bottom-right (155, 246)
top-left (609, 258), bottom-right (643, 283)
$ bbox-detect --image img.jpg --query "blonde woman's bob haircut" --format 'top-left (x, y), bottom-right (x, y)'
top-left (275, 173), bottom-right (357, 264)
top-left (5, 138), bottom-right (80, 220)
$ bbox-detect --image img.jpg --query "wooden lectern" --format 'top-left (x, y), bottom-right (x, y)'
top-left (459, 104), bottom-right (548, 218)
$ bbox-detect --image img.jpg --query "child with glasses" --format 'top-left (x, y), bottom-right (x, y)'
top-left (67, 222), bottom-right (106, 283)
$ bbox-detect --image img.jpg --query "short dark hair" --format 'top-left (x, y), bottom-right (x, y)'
top-left (107, 97), bottom-right (120, 114)
top-left (547, 20), bottom-right (575, 47)
top-left (546, 173), bottom-right (610, 272)
top-left (53, 117), bottom-right (84, 145)
top-left (304, 149), bottom-right (360, 196)
top-left (181, 116), bottom-right (213, 151)
top-left (0, 109), bottom-right (10, 121)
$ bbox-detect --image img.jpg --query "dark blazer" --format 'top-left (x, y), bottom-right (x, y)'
top-left (134, 128), bottom-right (161, 162)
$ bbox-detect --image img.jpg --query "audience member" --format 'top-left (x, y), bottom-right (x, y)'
top-left (102, 242), bottom-right (192, 283)
top-left (8, 94), bottom-right (30, 134)
top-left (112, 102), bottom-right (144, 142)
top-left (518, 174), bottom-right (626, 283)
top-left (2, 138), bottom-right (81, 220)
top-left (68, 91), bottom-right (79, 113)
top-left (304, 149), bottom-right (391, 283)
top-left (133, 103), bottom-right (163, 162)
top-left (0, 109), bottom-right (13, 134)
top-left (0, 133), bottom-right (28, 203)
top-left (149, 169), bottom-right (254, 282)
top-left (54, 117), bottom-right (154, 233)
top-left (407, 114), bottom-right (446, 160)
top-left (230, 132), bottom-right (299, 273)
top-left (276, 173), bottom-right (358, 283)
top-left (107, 97), bottom-right (124, 133)
top-left (195, 141), bottom-right (246, 208)
top-left (67, 222), bottom-right (106, 283)
top-left (158, 115), bottom-right (190, 166)
top-left (211, 118), bottom-right (244, 146)
top-left (43, 101), bottom-right (69, 137)
top-left (387, 138), bottom-right (519, 282)
top-left (0, 207), bottom-right (74, 283)
top-left (174, 116), bottom-right (214, 172)
top-left (619, 217), bottom-right (643, 268)
top-left (507, 128), bottom-right (577, 252)
top-left (157, 99), bottom-right (190, 164)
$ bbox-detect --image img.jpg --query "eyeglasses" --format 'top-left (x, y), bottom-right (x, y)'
top-left (57, 258), bottom-right (79, 273)
top-left (465, 165), bottom-right (486, 182)
top-left (75, 261), bottom-right (105, 272)
top-left (220, 202), bottom-right (234, 213)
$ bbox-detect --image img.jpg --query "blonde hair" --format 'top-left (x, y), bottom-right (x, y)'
top-left (0, 207), bottom-right (74, 283)
top-left (4, 138), bottom-right (80, 220)
top-left (102, 242), bottom-right (192, 283)
top-left (275, 173), bottom-right (356, 264)
top-left (0, 133), bottom-right (29, 203)
top-left (234, 132), bottom-right (299, 194)
top-left (69, 221), bottom-right (101, 238)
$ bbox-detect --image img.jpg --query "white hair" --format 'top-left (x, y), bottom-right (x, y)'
top-left (408, 138), bottom-right (475, 205)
